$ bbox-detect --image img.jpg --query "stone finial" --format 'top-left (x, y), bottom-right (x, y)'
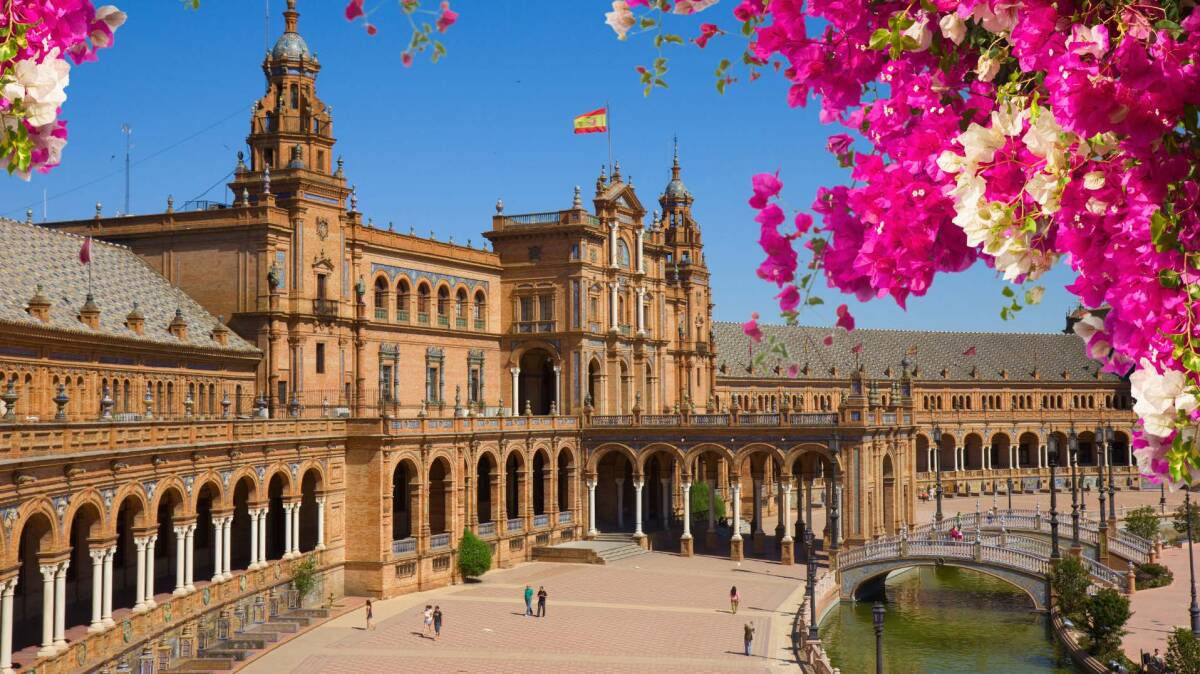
top-left (367, 217), bottom-right (374, 228)
top-left (387, 221), bottom-right (394, 232)
top-left (350, 186), bottom-right (358, 212)
top-left (287, 144), bottom-right (304, 169)
top-left (99, 381), bottom-right (113, 420)
top-left (125, 301), bottom-right (145, 335)
top-left (1, 380), bottom-right (17, 421)
top-left (596, 165), bottom-right (607, 194)
top-left (211, 315), bottom-right (229, 346)
top-left (524, 399), bottom-right (532, 416)
top-left (573, 185), bottom-right (582, 208)
top-left (241, 188), bottom-right (250, 206)
top-left (95, 202), bottom-right (103, 219)
top-left (53, 383), bottom-right (69, 421)
top-left (79, 293), bottom-right (101, 330)
top-left (168, 308), bottom-right (188, 340)
top-left (263, 167), bottom-right (271, 195)
top-left (25, 208), bottom-right (32, 225)
top-left (143, 382), bottom-right (154, 419)
top-left (26, 284), bottom-right (51, 322)
top-left (236, 151), bottom-right (247, 173)
top-left (612, 161), bottom-right (622, 183)
top-left (335, 155), bottom-right (345, 178)
top-left (166, 195), bottom-right (175, 213)
top-left (495, 198), bottom-right (504, 214)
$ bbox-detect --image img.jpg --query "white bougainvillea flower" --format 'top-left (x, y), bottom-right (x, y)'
top-left (2, 50), bottom-right (70, 127)
top-left (1131, 359), bottom-right (1193, 437)
top-left (605, 1), bottom-right (636, 40)
top-left (939, 13), bottom-right (965, 45)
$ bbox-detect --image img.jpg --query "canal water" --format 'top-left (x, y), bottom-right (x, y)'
top-left (820, 566), bottom-right (1079, 673)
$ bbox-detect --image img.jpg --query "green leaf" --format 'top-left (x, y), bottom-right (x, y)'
top-left (806, 296), bottom-right (825, 306)
top-left (868, 28), bottom-right (891, 51)
top-left (1001, 285), bottom-right (1015, 298)
top-left (1160, 268), bottom-right (1183, 289)
top-left (716, 78), bottom-right (726, 95)
top-left (0, 39), bottom-right (19, 63)
top-left (1183, 351), bottom-right (1200, 374)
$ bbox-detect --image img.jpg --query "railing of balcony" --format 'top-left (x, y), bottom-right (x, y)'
top-left (392, 537), bottom-right (417, 556)
top-left (642, 414), bottom-right (680, 426)
top-left (507, 518), bottom-right (524, 533)
top-left (516, 321), bottom-right (556, 333)
top-left (533, 514), bottom-right (550, 528)
top-left (478, 521), bottom-right (496, 537)
top-left (789, 413), bottom-right (839, 425)
top-left (374, 307), bottom-right (387, 320)
top-left (397, 310), bottom-right (410, 322)
top-left (692, 414), bottom-right (731, 426)
top-left (313, 298), bottom-right (338, 317)
top-left (558, 511), bottom-right (572, 524)
top-left (739, 413), bottom-right (780, 425)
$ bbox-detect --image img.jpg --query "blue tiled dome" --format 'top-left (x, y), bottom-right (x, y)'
top-left (272, 32), bottom-right (310, 60)
top-left (666, 178), bottom-right (690, 199)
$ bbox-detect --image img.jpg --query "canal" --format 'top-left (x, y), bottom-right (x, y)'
top-left (820, 566), bottom-right (1079, 673)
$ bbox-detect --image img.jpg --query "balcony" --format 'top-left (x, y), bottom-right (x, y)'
top-left (313, 298), bottom-right (338, 318)
top-left (478, 521), bottom-right (496, 537)
top-left (430, 532), bottom-right (451, 550)
top-left (516, 321), bottom-right (556, 334)
top-left (619, 324), bottom-right (631, 336)
top-left (456, 317), bottom-right (467, 328)
top-left (558, 511), bottom-right (572, 524)
top-left (418, 312), bottom-right (429, 325)
top-left (474, 319), bottom-right (486, 330)
top-left (507, 518), bottom-right (524, 533)
top-left (437, 315), bottom-right (449, 327)
top-left (533, 514), bottom-right (550, 529)
top-left (374, 307), bottom-right (387, 321)
top-left (392, 537), bottom-right (417, 556)
top-left (397, 310), bottom-right (409, 322)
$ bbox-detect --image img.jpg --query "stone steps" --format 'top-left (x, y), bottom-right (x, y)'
top-left (167, 608), bottom-right (337, 673)
top-left (597, 544), bottom-right (648, 563)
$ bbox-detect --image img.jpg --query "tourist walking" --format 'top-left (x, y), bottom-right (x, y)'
top-left (524, 584), bottom-right (534, 616)
top-left (536, 586), bottom-right (548, 617)
top-left (365, 598), bottom-right (374, 631)
top-left (743, 621), bottom-right (755, 656)
top-left (422, 604), bottom-right (434, 636)
top-left (433, 605), bottom-right (443, 640)
top-left (730, 586), bottom-right (740, 614)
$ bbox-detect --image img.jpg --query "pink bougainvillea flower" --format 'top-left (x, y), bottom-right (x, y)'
top-left (365, 22), bottom-right (378, 35)
top-left (835, 304), bottom-right (855, 331)
top-left (749, 171), bottom-right (783, 209)
top-left (436, 1), bottom-right (458, 33)
top-left (962, 346), bottom-right (977, 357)
top-left (822, 335), bottom-right (834, 346)
top-left (694, 23), bottom-right (722, 48)
top-left (401, 51), bottom-right (414, 67)
top-left (776, 284), bottom-right (800, 311)
top-left (743, 312), bottom-right (763, 343)
top-left (851, 342), bottom-right (863, 355)
top-left (675, 0), bottom-right (720, 14)
top-left (344, 0), bottom-right (365, 21)
top-left (786, 363), bottom-right (801, 378)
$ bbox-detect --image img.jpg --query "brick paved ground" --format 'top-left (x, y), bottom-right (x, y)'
top-left (242, 552), bottom-right (810, 674)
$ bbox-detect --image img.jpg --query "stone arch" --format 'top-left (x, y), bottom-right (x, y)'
top-left (845, 561), bottom-right (1043, 609)
top-left (915, 433), bottom-right (932, 472)
top-left (427, 455), bottom-right (454, 535)
top-left (989, 431), bottom-right (1013, 469)
top-left (963, 432), bottom-right (984, 470)
top-left (555, 444), bottom-right (577, 513)
top-left (61, 489), bottom-right (107, 541)
top-left (12, 508), bottom-right (57, 654)
top-left (587, 442), bottom-right (639, 474)
top-left (229, 467), bottom-right (262, 505)
top-left (435, 282), bottom-right (452, 319)
top-left (586, 356), bottom-right (603, 408)
top-left (392, 456), bottom-right (420, 542)
top-left (109, 484), bottom-right (150, 536)
top-left (298, 467), bottom-right (323, 552)
top-left (12, 500), bottom-right (60, 563)
top-left (881, 453), bottom-right (897, 534)
top-left (736, 442), bottom-right (785, 475)
top-left (190, 472), bottom-right (227, 512)
top-left (638, 442), bottom-right (684, 474)
top-left (298, 460), bottom-right (327, 492)
top-left (531, 445), bottom-right (552, 516)
top-left (782, 443), bottom-right (835, 475)
top-left (149, 479), bottom-right (188, 521)
top-left (263, 465), bottom-right (294, 500)
top-left (684, 442), bottom-right (736, 471)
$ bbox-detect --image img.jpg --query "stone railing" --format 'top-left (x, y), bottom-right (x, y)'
top-left (558, 511), bottom-right (572, 524)
top-left (691, 413), bottom-right (730, 426)
top-left (0, 417), bottom-right (346, 458)
top-left (478, 521), bottom-right (496, 537)
top-left (795, 570), bottom-right (841, 674)
top-left (641, 414), bottom-right (680, 426)
top-left (919, 508), bottom-right (1150, 564)
top-left (507, 518), bottom-right (524, 533)
top-left (392, 537), bottom-right (417, 556)
top-left (589, 415), bottom-right (634, 427)
top-left (584, 411), bottom-right (844, 428)
top-left (429, 533), bottom-right (451, 550)
top-left (533, 514), bottom-right (550, 529)
top-left (379, 415), bottom-right (578, 436)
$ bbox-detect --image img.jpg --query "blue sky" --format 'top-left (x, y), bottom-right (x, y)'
top-left (0, 1), bottom-right (1079, 333)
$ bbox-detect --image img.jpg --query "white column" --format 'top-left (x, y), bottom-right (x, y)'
top-left (633, 479), bottom-right (645, 536)
top-left (609, 221), bottom-right (618, 267)
top-left (586, 479), bottom-right (598, 536)
top-left (282, 505), bottom-right (294, 559)
top-left (636, 287), bottom-right (646, 336)
top-left (172, 526), bottom-right (187, 595)
top-left (316, 498), bottom-right (327, 551)
top-left (752, 479), bottom-right (764, 535)
top-left (88, 549), bottom-right (105, 632)
top-left (782, 483), bottom-right (794, 542)
top-left (681, 480), bottom-right (692, 538)
top-left (0, 577), bottom-right (16, 674)
top-left (660, 478), bottom-right (670, 529)
top-left (707, 481), bottom-right (716, 529)
top-left (509, 367), bottom-right (520, 416)
top-left (132, 537), bottom-right (148, 613)
top-left (183, 524), bottom-right (196, 592)
top-left (102, 546), bottom-right (115, 627)
top-left (52, 560), bottom-right (68, 651)
top-left (249, 510), bottom-right (260, 569)
top-left (36, 564), bottom-right (54, 656)
top-left (222, 517), bottom-right (233, 579)
top-left (143, 535), bottom-right (157, 608)
top-left (609, 282), bottom-right (619, 332)
top-left (615, 478), bottom-right (625, 529)
top-left (636, 228), bottom-right (645, 273)
top-left (730, 483), bottom-right (743, 541)
top-left (552, 366), bottom-right (561, 414)
top-left (257, 512), bottom-right (268, 564)
top-left (291, 502), bottom-right (302, 555)
top-left (211, 519), bottom-right (224, 581)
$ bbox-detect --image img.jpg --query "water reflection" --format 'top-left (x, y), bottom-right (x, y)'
top-left (820, 566), bottom-right (1079, 673)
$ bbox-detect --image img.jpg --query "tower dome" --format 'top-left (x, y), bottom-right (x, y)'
top-left (663, 140), bottom-right (691, 201)
top-left (270, 0), bottom-right (312, 61)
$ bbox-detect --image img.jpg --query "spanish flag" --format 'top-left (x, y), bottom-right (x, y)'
top-left (573, 107), bottom-right (608, 134)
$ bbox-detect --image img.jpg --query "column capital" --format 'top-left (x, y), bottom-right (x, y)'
top-left (133, 536), bottom-right (149, 549)
top-left (89, 547), bottom-right (107, 563)
top-left (681, 480), bottom-right (692, 490)
top-left (38, 564), bottom-right (57, 580)
top-left (315, 496), bottom-right (326, 506)
top-left (0, 574), bottom-right (16, 594)
top-left (586, 478), bottom-right (597, 488)
top-left (633, 478), bottom-right (645, 489)
top-left (510, 366), bottom-right (520, 375)
top-left (54, 559), bottom-right (69, 575)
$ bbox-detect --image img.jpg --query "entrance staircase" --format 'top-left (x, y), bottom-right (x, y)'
top-left (532, 532), bottom-right (649, 565)
top-left (164, 608), bottom-right (332, 673)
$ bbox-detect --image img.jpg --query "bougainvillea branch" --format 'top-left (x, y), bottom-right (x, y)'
top-left (612, 0), bottom-right (1200, 487)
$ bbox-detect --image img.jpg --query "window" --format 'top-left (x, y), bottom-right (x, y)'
top-left (469, 368), bottom-right (481, 403)
top-left (373, 277), bottom-right (387, 319)
top-left (473, 290), bottom-right (486, 324)
top-left (317, 150), bottom-right (326, 173)
top-left (520, 296), bottom-right (534, 322)
top-left (426, 366), bottom-right (439, 402)
top-left (437, 286), bottom-right (449, 316)
top-left (570, 243), bottom-right (580, 260)
top-left (264, 147), bottom-right (274, 168)
top-left (316, 343), bottom-right (326, 374)
top-left (397, 278), bottom-right (410, 318)
top-left (539, 295), bottom-right (554, 322)
top-left (417, 283), bottom-right (430, 317)
top-left (290, 83), bottom-right (299, 109)
top-left (617, 239), bottom-right (631, 268)
top-left (456, 288), bottom-right (468, 320)
top-left (316, 274), bottom-right (328, 300)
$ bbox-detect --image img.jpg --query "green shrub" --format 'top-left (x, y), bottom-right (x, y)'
top-left (1083, 588), bottom-right (1132, 660)
top-left (1173, 500), bottom-right (1200, 540)
top-left (457, 528), bottom-right (492, 579)
top-left (1134, 562), bottom-right (1174, 590)
top-left (291, 554), bottom-right (319, 600)
top-left (689, 482), bottom-right (726, 520)
top-left (1167, 627), bottom-right (1200, 674)
top-left (1125, 506), bottom-right (1162, 542)
top-left (1050, 555), bottom-right (1090, 621)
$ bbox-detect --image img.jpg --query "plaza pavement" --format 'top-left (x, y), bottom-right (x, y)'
top-left (242, 552), bottom-right (813, 674)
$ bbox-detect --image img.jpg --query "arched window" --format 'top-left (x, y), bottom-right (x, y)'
top-left (396, 278), bottom-right (410, 320)
top-left (417, 283), bottom-right (431, 322)
top-left (473, 290), bottom-right (486, 328)
top-left (373, 277), bottom-right (388, 321)
top-left (617, 239), bottom-right (631, 269)
top-left (290, 83), bottom-right (299, 109)
top-left (455, 288), bottom-right (468, 326)
top-left (436, 286), bottom-right (450, 325)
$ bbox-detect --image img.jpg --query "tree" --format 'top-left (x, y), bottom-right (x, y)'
top-left (457, 528), bottom-right (492, 580)
top-left (1167, 627), bottom-right (1200, 674)
top-left (291, 554), bottom-right (319, 602)
top-left (1125, 506), bottom-right (1162, 543)
top-left (1050, 555), bottom-right (1090, 622)
top-left (1174, 499), bottom-right (1200, 540)
top-left (1082, 588), bottom-right (1132, 660)
top-left (689, 482), bottom-right (726, 521)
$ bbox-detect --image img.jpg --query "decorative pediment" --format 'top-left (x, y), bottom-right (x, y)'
top-left (312, 249), bottom-right (335, 272)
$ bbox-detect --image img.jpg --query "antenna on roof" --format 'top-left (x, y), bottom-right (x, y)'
top-left (121, 123), bottom-right (132, 215)
top-left (265, 0), bottom-right (270, 54)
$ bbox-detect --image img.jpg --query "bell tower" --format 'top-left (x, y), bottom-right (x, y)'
top-left (244, 0), bottom-right (335, 177)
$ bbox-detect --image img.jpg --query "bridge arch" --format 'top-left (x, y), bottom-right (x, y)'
top-left (841, 559), bottom-right (1046, 610)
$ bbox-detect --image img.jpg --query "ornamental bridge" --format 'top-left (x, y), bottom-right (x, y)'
top-left (836, 509), bottom-right (1150, 611)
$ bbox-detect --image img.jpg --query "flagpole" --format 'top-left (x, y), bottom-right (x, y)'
top-left (606, 100), bottom-right (613, 176)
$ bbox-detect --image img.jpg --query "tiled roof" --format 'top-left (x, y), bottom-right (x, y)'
top-left (712, 321), bottom-right (1117, 383)
top-left (0, 219), bottom-right (257, 353)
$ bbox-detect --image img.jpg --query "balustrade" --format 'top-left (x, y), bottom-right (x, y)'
top-left (506, 518), bottom-right (524, 533)
top-left (392, 537), bottom-right (417, 556)
top-left (533, 514), bottom-right (549, 529)
top-left (477, 522), bottom-right (496, 537)
top-left (429, 533), bottom-right (451, 550)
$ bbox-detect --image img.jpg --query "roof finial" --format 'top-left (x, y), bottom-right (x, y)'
top-left (612, 160), bottom-right (622, 183)
top-left (263, 167), bottom-right (271, 195)
top-left (573, 185), bottom-right (582, 208)
top-left (672, 135), bottom-right (682, 180)
top-left (284, 0), bottom-right (300, 34)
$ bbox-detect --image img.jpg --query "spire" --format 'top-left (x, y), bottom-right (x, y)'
top-left (284, 0), bottom-right (300, 34)
top-left (672, 135), bottom-right (681, 181)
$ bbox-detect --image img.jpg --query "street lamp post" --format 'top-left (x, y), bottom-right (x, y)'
top-left (873, 601), bottom-right (885, 674)
top-left (934, 425), bottom-right (944, 525)
top-left (1187, 488), bottom-right (1199, 637)
top-left (1096, 426), bottom-right (1107, 530)
top-left (1069, 429), bottom-right (1081, 548)
top-left (1007, 475), bottom-right (1013, 511)
top-left (1107, 426), bottom-right (1117, 521)
top-left (1049, 435), bottom-right (1061, 560)
top-left (1161, 483), bottom-right (1168, 515)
